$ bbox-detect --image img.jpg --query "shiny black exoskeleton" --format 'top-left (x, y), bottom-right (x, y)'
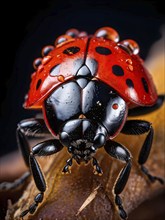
top-left (1, 65), bottom-right (164, 220)
top-left (44, 77), bottom-right (126, 165)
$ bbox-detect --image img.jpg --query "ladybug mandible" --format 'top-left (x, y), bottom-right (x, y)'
top-left (8, 27), bottom-right (165, 219)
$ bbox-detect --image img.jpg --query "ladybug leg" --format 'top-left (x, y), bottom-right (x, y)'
top-left (128, 95), bottom-right (164, 116)
top-left (92, 157), bottom-right (103, 175)
top-left (62, 158), bottom-right (73, 174)
top-left (20, 139), bottom-right (63, 218)
top-left (121, 120), bottom-right (164, 184)
top-left (0, 118), bottom-right (50, 191)
top-left (17, 118), bottom-right (50, 167)
top-left (104, 140), bottom-right (132, 220)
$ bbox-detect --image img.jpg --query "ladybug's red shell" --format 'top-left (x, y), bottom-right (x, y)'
top-left (24, 37), bottom-right (88, 109)
top-left (24, 28), bottom-right (157, 109)
top-left (88, 37), bottom-right (157, 107)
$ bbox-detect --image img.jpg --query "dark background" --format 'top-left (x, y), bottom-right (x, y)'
top-left (0, 0), bottom-right (164, 156)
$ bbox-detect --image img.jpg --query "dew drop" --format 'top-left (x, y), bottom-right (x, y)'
top-left (42, 55), bottom-right (52, 65)
top-left (128, 65), bottom-right (133, 71)
top-left (65, 28), bottom-right (79, 37)
top-left (58, 75), bottom-right (65, 82)
top-left (126, 58), bottom-right (132, 65)
top-left (119, 39), bottom-right (139, 55)
top-left (31, 72), bottom-right (36, 79)
top-left (55, 35), bottom-right (73, 47)
top-left (78, 31), bottom-right (88, 37)
top-left (94, 27), bottom-right (119, 42)
top-left (37, 65), bottom-right (44, 73)
top-left (42, 45), bottom-right (54, 56)
top-left (33, 58), bottom-right (42, 70)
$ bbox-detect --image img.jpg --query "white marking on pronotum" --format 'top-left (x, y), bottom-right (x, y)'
top-left (76, 184), bottom-right (101, 216)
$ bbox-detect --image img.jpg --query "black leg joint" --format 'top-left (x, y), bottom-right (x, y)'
top-left (20, 209), bottom-right (29, 218)
top-left (34, 192), bottom-right (44, 204)
top-left (62, 158), bottom-right (73, 174)
top-left (29, 203), bottom-right (37, 214)
top-left (115, 195), bottom-right (122, 206)
top-left (16, 118), bottom-right (50, 167)
top-left (32, 139), bottom-right (63, 156)
top-left (92, 157), bottom-right (103, 175)
top-left (119, 206), bottom-right (128, 220)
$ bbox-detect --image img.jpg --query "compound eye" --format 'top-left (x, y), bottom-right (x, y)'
top-left (54, 34), bottom-right (73, 47)
top-left (94, 27), bottom-right (119, 42)
top-left (118, 39), bottom-right (139, 55)
top-left (33, 58), bottom-right (42, 70)
top-left (65, 28), bottom-right (79, 37)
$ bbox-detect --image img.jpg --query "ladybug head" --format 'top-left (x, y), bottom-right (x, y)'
top-left (59, 119), bottom-right (107, 164)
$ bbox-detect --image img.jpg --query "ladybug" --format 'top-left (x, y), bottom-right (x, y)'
top-left (5, 27), bottom-right (165, 219)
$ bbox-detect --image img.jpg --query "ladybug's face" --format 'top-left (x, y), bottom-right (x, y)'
top-left (43, 77), bottom-right (127, 145)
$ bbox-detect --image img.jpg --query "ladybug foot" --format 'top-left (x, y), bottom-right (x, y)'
top-left (20, 193), bottom-right (44, 218)
top-left (62, 165), bottom-right (71, 174)
top-left (115, 195), bottom-right (128, 220)
top-left (62, 158), bottom-right (73, 174)
top-left (141, 166), bottom-right (165, 184)
top-left (92, 157), bottom-right (103, 176)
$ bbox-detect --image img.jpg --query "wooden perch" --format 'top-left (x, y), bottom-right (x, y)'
top-left (0, 32), bottom-right (165, 220)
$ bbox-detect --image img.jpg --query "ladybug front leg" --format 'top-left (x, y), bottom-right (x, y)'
top-left (0, 118), bottom-right (50, 191)
top-left (17, 118), bottom-right (50, 167)
top-left (121, 120), bottom-right (164, 184)
top-left (104, 140), bottom-right (132, 220)
top-left (20, 139), bottom-right (63, 218)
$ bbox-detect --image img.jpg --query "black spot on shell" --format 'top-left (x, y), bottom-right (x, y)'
top-left (63, 46), bottom-right (80, 55)
top-left (36, 79), bottom-right (42, 90)
top-left (95, 46), bottom-right (112, 55)
top-left (141, 77), bottom-right (149, 93)
top-left (126, 78), bottom-right (134, 88)
top-left (112, 65), bottom-right (124, 76)
top-left (50, 64), bottom-right (61, 76)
